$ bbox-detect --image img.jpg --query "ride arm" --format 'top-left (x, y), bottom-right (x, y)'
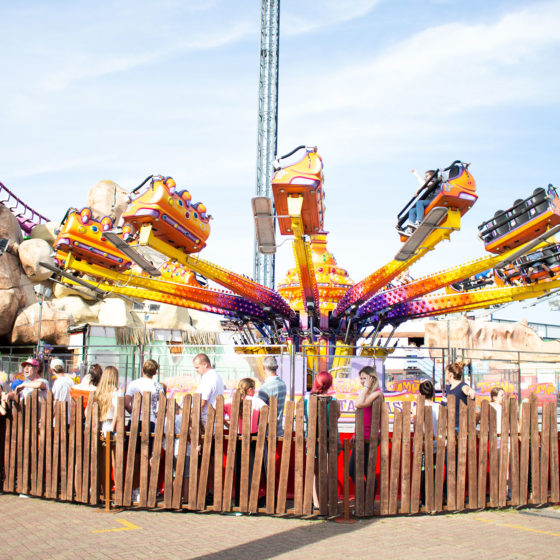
top-left (138, 225), bottom-right (293, 319)
top-left (287, 195), bottom-right (320, 314)
top-left (335, 208), bottom-right (462, 316)
top-left (356, 237), bottom-right (551, 320)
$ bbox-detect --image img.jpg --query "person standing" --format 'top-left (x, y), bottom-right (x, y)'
top-left (257, 356), bottom-right (286, 436)
top-left (193, 353), bottom-right (224, 425)
top-left (50, 358), bottom-right (74, 405)
top-left (8, 358), bottom-right (47, 401)
top-left (444, 361), bottom-right (475, 431)
top-left (349, 365), bottom-right (383, 485)
top-left (125, 359), bottom-right (164, 503)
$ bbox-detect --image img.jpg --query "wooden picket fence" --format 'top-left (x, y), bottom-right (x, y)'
top-left (0, 391), bottom-right (559, 517)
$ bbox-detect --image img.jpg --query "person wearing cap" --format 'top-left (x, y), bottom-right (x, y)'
top-left (8, 358), bottom-right (47, 401)
top-left (51, 358), bottom-right (74, 407)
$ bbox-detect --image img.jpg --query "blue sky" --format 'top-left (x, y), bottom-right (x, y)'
top-left (2, 0), bottom-right (560, 325)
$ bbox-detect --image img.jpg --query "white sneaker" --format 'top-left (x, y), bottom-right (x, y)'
top-left (131, 488), bottom-right (140, 504)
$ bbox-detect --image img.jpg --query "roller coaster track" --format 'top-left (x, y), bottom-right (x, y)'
top-left (0, 181), bottom-right (49, 234)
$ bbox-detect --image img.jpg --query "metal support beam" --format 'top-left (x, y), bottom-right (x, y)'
top-left (254, 0), bottom-right (280, 289)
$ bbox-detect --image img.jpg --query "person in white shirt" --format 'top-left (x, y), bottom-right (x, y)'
top-left (125, 359), bottom-right (164, 425)
top-left (51, 358), bottom-right (74, 404)
top-left (124, 359), bottom-right (164, 503)
top-left (193, 353), bottom-right (224, 506)
top-left (193, 353), bottom-right (224, 426)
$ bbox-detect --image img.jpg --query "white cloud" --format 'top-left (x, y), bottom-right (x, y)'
top-left (283, 2), bottom-right (560, 116)
top-left (282, 0), bottom-right (381, 35)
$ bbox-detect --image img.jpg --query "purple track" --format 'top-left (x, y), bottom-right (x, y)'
top-left (0, 181), bottom-right (49, 234)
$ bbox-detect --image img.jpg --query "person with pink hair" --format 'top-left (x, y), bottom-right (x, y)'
top-left (304, 371), bottom-right (340, 510)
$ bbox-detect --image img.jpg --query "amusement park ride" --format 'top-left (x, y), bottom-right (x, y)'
top-left (3, 146), bottom-right (560, 369)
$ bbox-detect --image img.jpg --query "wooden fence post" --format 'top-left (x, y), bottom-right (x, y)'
top-left (328, 399), bottom-right (339, 518)
top-left (113, 397), bottom-right (125, 507)
top-left (213, 395), bottom-right (224, 512)
top-left (410, 395), bottom-right (425, 514)
top-left (477, 400), bottom-right (489, 509)
top-left (446, 395), bottom-right (456, 511)
top-left (549, 402), bottom-right (559, 504)
top-left (171, 394), bottom-right (191, 510)
top-left (354, 407), bottom-right (365, 517)
top-left (519, 399), bottom-right (530, 506)
top-left (197, 404), bottom-right (216, 510)
top-left (400, 401), bottom-right (412, 515)
top-left (303, 395), bottom-right (317, 515)
top-left (467, 399), bottom-right (477, 509)
top-left (249, 403), bottom-right (269, 514)
top-left (276, 400), bottom-right (295, 515)
top-left (529, 393), bottom-right (540, 504)
top-left (509, 397), bottom-right (519, 505)
top-left (292, 400), bottom-right (304, 516)
top-left (379, 401), bottom-right (390, 515)
top-left (66, 399), bottom-right (76, 501)
top-left (389, 408), bottom-right (403, 515)
top-left (147, 392), bottom-right (166, 509)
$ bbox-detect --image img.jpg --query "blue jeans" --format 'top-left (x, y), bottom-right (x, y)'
top-left (408, 199), bottom-right (429, 224)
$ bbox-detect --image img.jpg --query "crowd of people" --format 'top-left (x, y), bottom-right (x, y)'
top-left (0, 353), bottom-right (514, 507)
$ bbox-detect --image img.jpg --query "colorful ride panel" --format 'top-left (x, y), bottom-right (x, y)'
top-left (479, 185), bottom-right (560, 254)
top-left (62, 254), bottom-right (269, 320)
top-left (397, 161), bottom-right (477, 237)
top-left (272, 146), bottom-right (325, 236)
top-left (121, 175), bottom-right (211, 254)
top-left (54, 208), bottom-right (132, 271)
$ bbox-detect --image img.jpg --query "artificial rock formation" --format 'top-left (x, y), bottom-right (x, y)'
top-left (11, 300), bottom-right (71, 345)
top-left (86, 179), bottom-right (129, 221)
top-left (425, 317), bottom-right (560, 362)
top-left (0, 206), bottom-right (37, 337)
top-left (18, 238), bottom-right (55, 282)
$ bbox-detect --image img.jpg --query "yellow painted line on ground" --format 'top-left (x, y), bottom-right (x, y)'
top-left (472, 516), bottom-right (560, 537)
top-left (92, 519), bottom-right (141, 533)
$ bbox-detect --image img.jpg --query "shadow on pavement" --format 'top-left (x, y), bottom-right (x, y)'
top-left (190, 516), bottom-right (378, 560)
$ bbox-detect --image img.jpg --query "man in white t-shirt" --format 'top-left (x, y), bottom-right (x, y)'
top-left (193, 353), bottom-right (224, 425)
top-left (50, 358), bottom-right (74, 404)
top-left (125, 359), bottom-right (164, 425)
top-left (125, 359), bottom-right (164, 503)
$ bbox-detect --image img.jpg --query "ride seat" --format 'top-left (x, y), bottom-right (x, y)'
top-left (532, 188), bottom-right (549, 214)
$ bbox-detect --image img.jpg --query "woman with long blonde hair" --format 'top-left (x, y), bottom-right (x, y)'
top-left (95, 366), bottom-right (122, 433)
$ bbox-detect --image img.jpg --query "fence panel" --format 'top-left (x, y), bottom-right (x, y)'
top-left (380, 402), bottom-right (390, 515)
top-left (250, 403), bottom-right (269, 514)
top-left (2, 389), bottom-right (560, 522)
top-left (328, 399), bottom-right (339, 517)
top-left (163, 396), bottom-right (175, 509)
top-left (446, 395), bottom-right (456, 511)
top-left (198, 404), bottom-right (215, 510)
top-left (66, 399), bottom-right (76, 501)
top-left (113, 397), bottom-right (125, 507)
top-left (509, 398), bottom-right (520, 505)
top-left (477, 400), bottom-right (489, 508)
top-left (389, 408), bottom-right (402, 515)
top-left (171, 394), bottom-right (191, 510)
top-left (410, 396), bottom-right (424, 514)
top-left (213, 395), bottom-right (224, 511)
top-left (303, 395), bottom-right (317, 515)
top-left (277, 400), bottom-right (295, 515)
top-left (400, 401), bottom-right (411, 515)
top-left (354, 407), bottom-right (365, 517)
top-left (519, 399), bottom-right (530, 505)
